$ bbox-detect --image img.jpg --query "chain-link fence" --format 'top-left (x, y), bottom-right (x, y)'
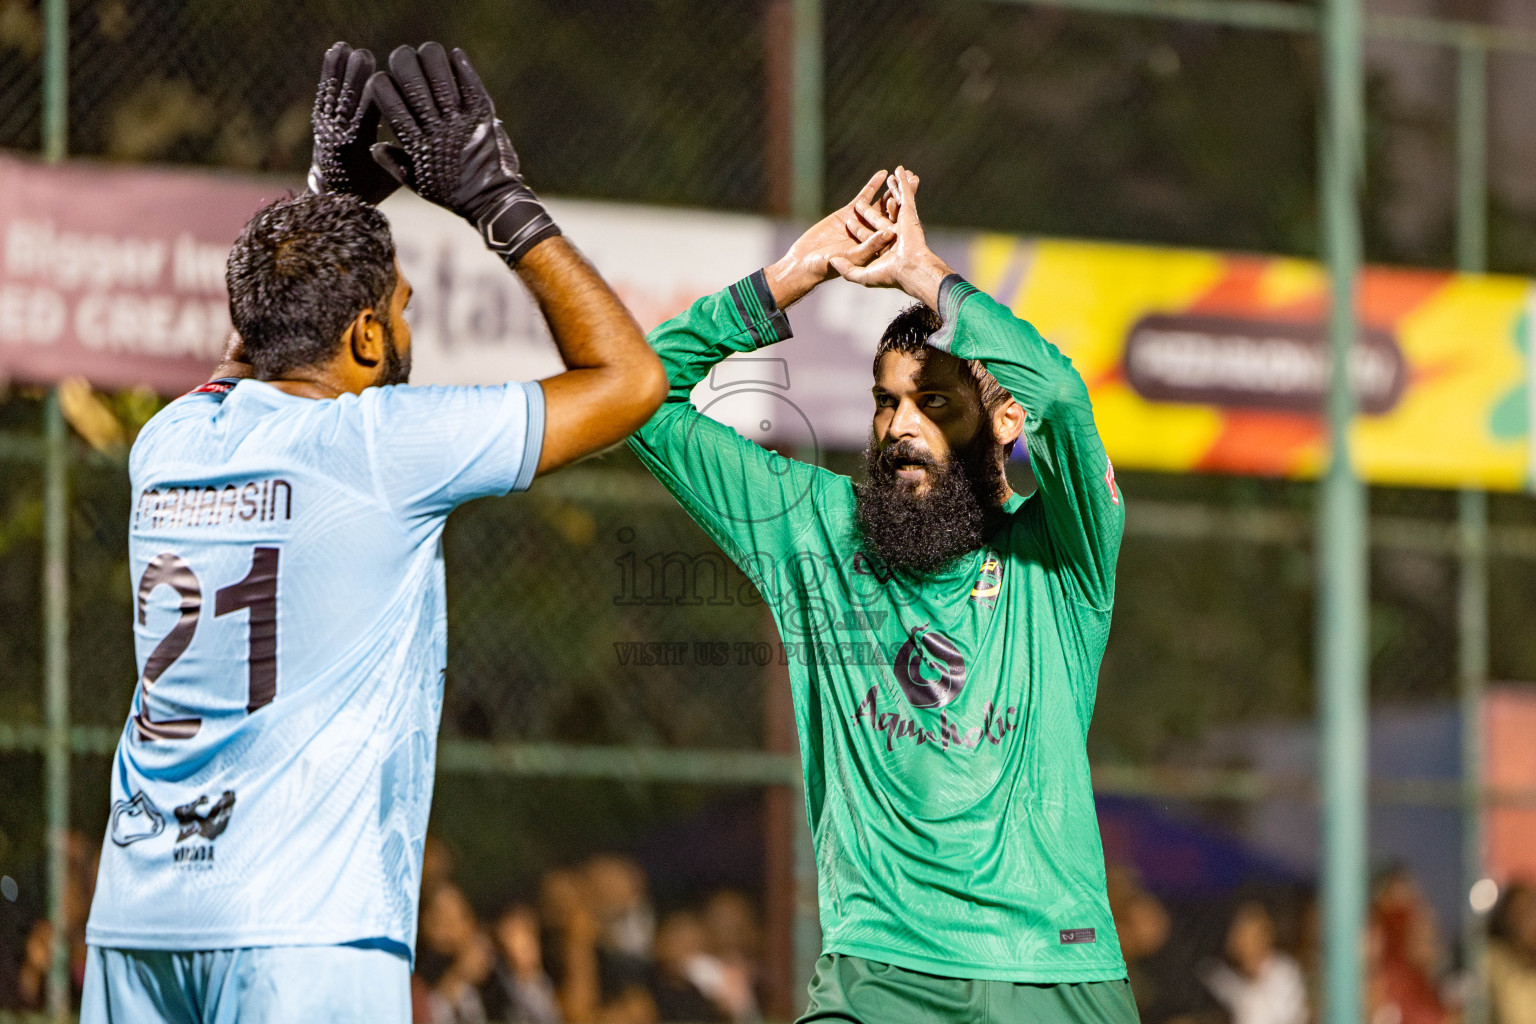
top-left (5, 0), bottom-right (1536, 1021)
top-left (0, 0), bottom-right (771, 210)
top-left (5, 0), bottom-right (1536, 267)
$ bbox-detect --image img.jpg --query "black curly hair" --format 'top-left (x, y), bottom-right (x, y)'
top-left (225, 191), bottom-right (397, 379)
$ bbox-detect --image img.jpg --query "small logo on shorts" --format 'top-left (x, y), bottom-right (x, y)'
top-left (1060, 928), bottom-right (1097, 945)
top-left (110, 791), bottom-right (165, 847)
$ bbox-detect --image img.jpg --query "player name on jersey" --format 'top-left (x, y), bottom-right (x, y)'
top-left (133, 478), bottom-right (293, 532)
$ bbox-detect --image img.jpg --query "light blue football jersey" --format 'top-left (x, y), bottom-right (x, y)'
top-left (86, 377), bottom-right (543, 955)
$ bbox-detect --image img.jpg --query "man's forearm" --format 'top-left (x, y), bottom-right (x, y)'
top-left (897, 253), bottom-right (955, 312)
top-left (516, 237), bottom-right (642, 370)
top-left (516, 235), bottom-right (667, 474)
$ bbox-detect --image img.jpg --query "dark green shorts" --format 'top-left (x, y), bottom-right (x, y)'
top-left (796, 953), bottom-right (1141, 1024)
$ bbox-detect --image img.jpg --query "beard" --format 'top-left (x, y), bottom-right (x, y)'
top-left (853, 425), bottom-right (1008, 577)
top-left (377, 320), bottom-right (411, 387)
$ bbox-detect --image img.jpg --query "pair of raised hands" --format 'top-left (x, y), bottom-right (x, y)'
top-left (308, 42), bottom-right (559, 266)
top-left (766, 166), bottom-right (955, 312)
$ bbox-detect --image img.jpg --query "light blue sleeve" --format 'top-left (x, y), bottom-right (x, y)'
top-left (362, 380), bottom-right (545, 521)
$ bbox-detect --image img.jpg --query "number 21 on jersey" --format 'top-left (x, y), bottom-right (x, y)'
top-left (133, 546), bottom-right (279, 742)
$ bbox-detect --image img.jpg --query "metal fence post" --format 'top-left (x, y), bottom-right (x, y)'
top-left (1456, 42), bottom-right (1488, 276)
top-left (43, 393), bottom-right (72, 1024)
top-left (1458, 488), bottom-right (1490, 1024)
top-left (1319, 1), bottom-right (1369, 1022)
top-left (42, 0), bottom-right (66, 163)
top-left (42, 2), bottom-right (71, 1018)
top-left (790, 0), bottom-right (823, 220)
top-left (1454, 38), bottom-right (1491, 1024)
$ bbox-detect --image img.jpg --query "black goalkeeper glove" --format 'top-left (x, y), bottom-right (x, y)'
top-left (368, 43), bottom-right (560, 266)
top-left (307, 42), bottom-right (400, 205)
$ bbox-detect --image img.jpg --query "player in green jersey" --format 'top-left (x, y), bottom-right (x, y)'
top-left (627, 167), bottom-right (1136, 1024)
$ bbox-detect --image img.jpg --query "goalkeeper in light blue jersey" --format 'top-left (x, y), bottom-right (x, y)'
top-left (81, 42), bottom-right (666, 1024)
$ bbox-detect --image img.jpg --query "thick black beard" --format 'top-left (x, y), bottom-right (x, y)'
top-left (377, 320), bottom-right (411, 387)
top-left (853, 428), bottom-right (1007, 577)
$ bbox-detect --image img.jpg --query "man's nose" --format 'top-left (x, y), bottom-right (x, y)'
top-left (885, 398), bottom-right (924, 440)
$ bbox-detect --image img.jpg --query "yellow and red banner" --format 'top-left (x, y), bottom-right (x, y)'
top-left (2, 154), bottom-right (1530, 491)
top-left (964, 236), bottom-right (1532, 491)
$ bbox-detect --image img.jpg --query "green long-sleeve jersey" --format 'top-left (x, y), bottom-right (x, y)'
top-left (627, 271), bottom-right (1127, 983)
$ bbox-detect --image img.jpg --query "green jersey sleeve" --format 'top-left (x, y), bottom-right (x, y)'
top-left (933, 274), bottom-right (1124, 611)
top-left (626, 271), bottom-right (843, 588)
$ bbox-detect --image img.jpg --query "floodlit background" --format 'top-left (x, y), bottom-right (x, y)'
top-left (4, 1), bottom-right (1536, 1022)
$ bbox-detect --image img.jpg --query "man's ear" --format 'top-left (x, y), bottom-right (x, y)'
top-left (994, 399), bottom-right (1024, 449)
top-left (346, 308), bottom-right (384, 369)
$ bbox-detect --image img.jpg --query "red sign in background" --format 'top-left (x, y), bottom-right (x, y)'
top-left (1486, 686), bottom-right (1536, 884)
top-left (0, 155), bottom-right (288, 395)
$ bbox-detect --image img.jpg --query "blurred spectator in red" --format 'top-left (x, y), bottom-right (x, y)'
top-left (1369, 867), bottom-right (1457, 1024)
top-left (700, 890), bottom-right (764, 1023)
top-left (650, 911), bottom-right (729, 1023)
top-left (1488, 881), bottom-right (1536, 1024)
top-left (481, 903), bottom-right (563, 1024)
top-left (417, 882), bottom-right (496, 1024)
top-left (1201, 900), bottom-right (1309, 1024)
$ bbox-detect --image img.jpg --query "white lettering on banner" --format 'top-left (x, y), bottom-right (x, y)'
top-left (389, 229), bottom-right (564, 386)
top-left (74, 293), bottom-right (229, 358)
top-left (172, 233), bottom-right (231, 294)
top-left (410, 240), bottom-right (550, 353)
top-left (551, 198), bottom-right (776, 332)
top-left (382, 193), bottom-right (777, 387)
top-left (5, 219), bottom-right (168, 291)
top-left (0, 285), bottom-right (66, 345)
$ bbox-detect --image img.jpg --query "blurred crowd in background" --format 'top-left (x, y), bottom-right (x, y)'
top-left (410, 839), bottom-right (764, 1024)
top-left (5, 829), bottom-right (1536, 1024)
top-left (1111, 863), bottom-right (1536, 1024)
